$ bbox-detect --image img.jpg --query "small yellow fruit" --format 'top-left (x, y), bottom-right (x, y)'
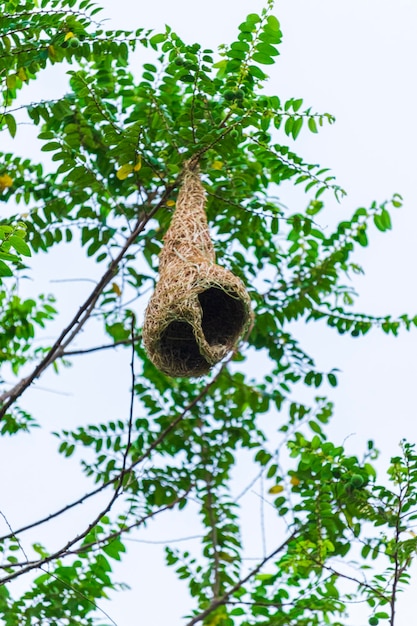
top-left (0, 174), bottom-right (13, 191)
top-left (268, 484), bottom-right (284, 494)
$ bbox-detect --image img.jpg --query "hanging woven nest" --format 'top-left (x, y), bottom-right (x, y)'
top-left (142, 162), bottom-right (253, 377)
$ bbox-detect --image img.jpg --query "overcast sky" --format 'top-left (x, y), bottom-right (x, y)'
top-left (1, 1), bottom-right (417, 624)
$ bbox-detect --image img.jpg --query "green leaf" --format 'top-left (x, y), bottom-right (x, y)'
top-left (4, 113), bottom-right (17, 138)
top-left (248, 64), bottom-right (267, 80)
top-left (64, 444), bottom-right (75, 457)
top-left (149, 33), bottom-right (166, 48)
top-left (252, 52), bottom-right (275, 65)
top-left (292, 117), bottom-right (303, 139)
top-left (380, 208), bottom-right (392, 230)
top-left (309, 420), bottom-right (323, 434)
top-left (284, 117), bottom-right (293, 136)
top-left (314, 372), bottom-right (323, 387)
top-left (292, 98), bottom-right (303, 111)
top-left (230, 608), bottom-right (245, 616)
top-left (102, 538), bottom-right (126, 561)
top-left (0, 260), bottom-right (13, 277)
top-left (6, 74), bottom-right (16, 89)
top-left (373, 214), bottom-right (385, 232)
top-left (267, 15), bottom-right (281, 32)
top-left (9, 235), bottom-right (31, 257)
top-left (304, 371), bottom-right (315, 386)
top-left (41, 142), bottom-right (61, 152)
top-left (391, 193), bottom-right (403, 208)
top-left (259, 30), bottom-right (282, 45)
top-left (255, 42), bottom-right (279, 57)
top-left (327, 373), bottom-right (338, 387)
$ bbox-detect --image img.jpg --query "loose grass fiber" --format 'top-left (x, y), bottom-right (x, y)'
top-left (142, 163), bottom-right (253, 377)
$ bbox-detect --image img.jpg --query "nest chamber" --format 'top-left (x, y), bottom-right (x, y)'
top-left (142, 163), bottom-right (253, 377)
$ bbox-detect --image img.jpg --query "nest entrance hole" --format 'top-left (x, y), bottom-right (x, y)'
top-left (156, 288), bottom-right (246, 375)
top-left (198, 287), bottom-right (246, 347)
top-left (158, 320), bottom-right (209, 374)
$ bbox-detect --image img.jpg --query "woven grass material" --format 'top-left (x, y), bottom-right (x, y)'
top-left (142, 163), bottom-right (253, 377)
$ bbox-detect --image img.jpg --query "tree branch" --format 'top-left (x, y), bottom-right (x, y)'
top-left (61, 335), bottom-right (141, 357)
top-left (0, 361), bottom-right (226, 544)
top-left (0, 183), bottom-right (176, 420)
top-left (206, 478), bottom-right (221, 599)
top-left (113, 315), bottom-right (137, 499)
top-left (184, 532), bottom-right (297, 626)
top-left (0, 490), bottom-right (191, 573)
top-left (0, 480), bottom-right (122, 585)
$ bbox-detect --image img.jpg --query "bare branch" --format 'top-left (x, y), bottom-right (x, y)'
top-left (316, 560), bottom-right (390, 604)
top-left (62, 335), bottom-right (141, 357)
top-left (113, 315), bottom-right (137, 499)
top-left (0, 509), bottom-right (29, 565)
top-left (206, 479), bottom-right (221, 599)
top-left (124, 534), bottom-right (203, 545)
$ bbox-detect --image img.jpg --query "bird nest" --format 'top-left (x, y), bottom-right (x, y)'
top-left (142, 162), bottom-right (253, 377)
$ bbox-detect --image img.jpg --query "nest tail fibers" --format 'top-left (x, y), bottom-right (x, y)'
top-left (142, 162), bottom-right (253, 377)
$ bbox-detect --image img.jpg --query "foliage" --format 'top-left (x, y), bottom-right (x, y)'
top-left (0, 0), bottom-right (415, 624)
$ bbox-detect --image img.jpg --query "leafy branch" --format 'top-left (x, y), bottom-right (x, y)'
top-left (0, 183), bottom-right (176, 419)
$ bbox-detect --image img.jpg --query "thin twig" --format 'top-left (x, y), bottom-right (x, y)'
top-left (206, 477), bottom-right (221, 599)
top-left (62, 335), bottom-right (141, 357)
top-left (37, 567), bottom-right (118, 626)
top-left (260, 472), bottom-right (267, 559)
top-left (124, 534), bottom-right (203, 545)
top-left (113, 315), bottom-right (137, 498)
top-left (316, 560), bottom-right (390, 604)
top-left (0, 510), bottom-right (29, 564)
top-left (390, 485), bottom-right (405, 626)
top-left (184, 532), bottom-right (297, 626)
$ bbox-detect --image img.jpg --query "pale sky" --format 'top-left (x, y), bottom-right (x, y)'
top-left (1, 1), bottom-right (417, 624)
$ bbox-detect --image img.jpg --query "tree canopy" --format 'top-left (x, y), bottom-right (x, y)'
top-left (0, 1), bottom-right (416, 625)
